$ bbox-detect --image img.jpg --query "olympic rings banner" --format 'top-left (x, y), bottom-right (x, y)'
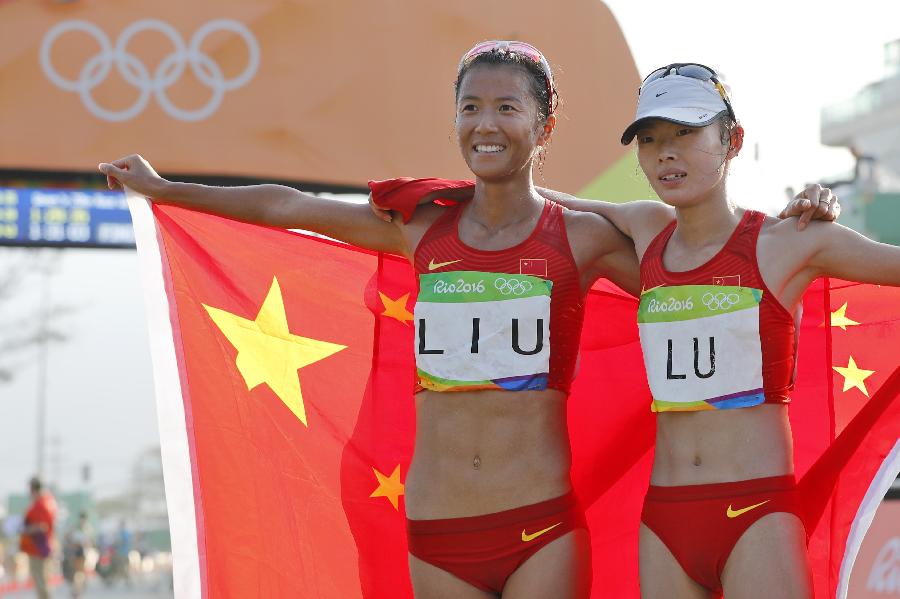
top-left (40, 19), bottom-right (260, 124)
top-left (0, 0), bottom-right (639, 193)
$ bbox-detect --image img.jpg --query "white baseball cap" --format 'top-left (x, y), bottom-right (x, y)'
top-left (620, 72), bottom-right (730, 145)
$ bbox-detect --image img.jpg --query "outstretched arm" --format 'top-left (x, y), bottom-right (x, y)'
top-left (806, 222), bottom-right (900, 286)
top-left (100, 155), bottom-right (408, 256)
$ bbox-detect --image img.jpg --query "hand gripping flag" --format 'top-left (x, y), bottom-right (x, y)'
top-left (128, 188), bottom-right (898, 599)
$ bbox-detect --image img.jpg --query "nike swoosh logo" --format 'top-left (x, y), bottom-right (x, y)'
top-left (726, 500), bottom-right (770, 518)
top-left (655, 91), bottom-right (668, 97)
top-left (640, 284), bottom-right (664, 295)
top-left (521, 522), bottom-right (562, 542)
top-left (428, 258), bottom-right (463, 271)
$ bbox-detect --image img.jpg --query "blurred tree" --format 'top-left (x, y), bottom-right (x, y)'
top-left (0, 248), bottom-right (74, 384)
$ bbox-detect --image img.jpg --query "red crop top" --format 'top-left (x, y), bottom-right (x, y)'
top-left (638, 210), bottom-right (797, 412)
top-left (413, 199), bottom-right (584, 393)
top-left (368, 177), bottom-right (584, 394)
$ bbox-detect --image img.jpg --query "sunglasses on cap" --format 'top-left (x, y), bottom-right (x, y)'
top-left (459, 40), bottom-right (556, 114)
top-left (641, 63), bottom-right (737, 123)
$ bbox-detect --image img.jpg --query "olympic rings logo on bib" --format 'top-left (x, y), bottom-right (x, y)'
top-left (702, 292), bottom-right (741, 311)
top-left (40, 19), bottom-right (260, 122)
top-left (494, 277), bottom-right (534, 296)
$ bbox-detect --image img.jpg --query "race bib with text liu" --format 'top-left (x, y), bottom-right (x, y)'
top-left (638, 285), bottom-right (764, 411)
top-left (415, 271), bottom-right (551, 391)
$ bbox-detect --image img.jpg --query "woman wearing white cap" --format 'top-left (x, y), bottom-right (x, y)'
top-left (530, 64), bottom-right (900, 598)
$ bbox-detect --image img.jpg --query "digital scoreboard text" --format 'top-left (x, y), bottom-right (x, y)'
top-left (0, 188), bottom-right (133, 248)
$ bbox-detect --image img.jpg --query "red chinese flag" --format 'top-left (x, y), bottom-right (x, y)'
top-left (132, 198), bottom-right (418, 598)
top-left (129, 192), bottom-right (898, 599)
top-left (799, 280), bottom-right (900, 599)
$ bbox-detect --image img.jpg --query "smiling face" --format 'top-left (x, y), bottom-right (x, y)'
top-left (455, 64), bottom-right (551, 183)
top-left (636, 119), bottom-right (732, 207)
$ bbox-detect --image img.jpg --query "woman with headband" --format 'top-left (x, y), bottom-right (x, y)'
top-left (101, 40), bottom-right (642, 598)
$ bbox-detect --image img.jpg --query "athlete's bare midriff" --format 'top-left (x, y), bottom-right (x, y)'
top-left (651, 404), bottom-right (794, 486)
top-left (405, 388), bottom-right (572, 520)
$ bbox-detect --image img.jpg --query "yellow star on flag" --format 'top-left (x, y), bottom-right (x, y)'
top-left (369, 464), bottom-right (405, 510)
top-left (379, 292), bottom-right (413, 326)
top-left (203, 276), bottom-right (346, 426)
top-left (833, 356), bottom-right (876, 398)
top-left (827, 302), bottom-right (861, 330)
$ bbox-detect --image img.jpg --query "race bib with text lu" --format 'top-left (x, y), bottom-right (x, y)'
top-left (415, 271), bottom-right (551, 391)
top-left (638, 285), bottom-right (764, 411)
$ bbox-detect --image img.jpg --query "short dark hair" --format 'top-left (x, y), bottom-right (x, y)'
top-left (29, 476), bottom-right (42, 493)
top-left (454, 50), bottom-right (557, 124)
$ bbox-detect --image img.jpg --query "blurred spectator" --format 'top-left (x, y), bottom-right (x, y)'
top-left (117, 519), bottom-right (133, 586)
top-left (19, 476), bottom-right (57, 599)
top-left (62, 511), bottom-right (92, 598)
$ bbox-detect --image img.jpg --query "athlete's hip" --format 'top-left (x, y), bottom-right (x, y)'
top-left (649, 452), bottom-right (795, 487)
top-left (404, 453), bottom-right (573, 520)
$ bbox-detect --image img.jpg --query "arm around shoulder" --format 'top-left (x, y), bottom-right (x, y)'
top-left (536, 188), bottom-right (671, 242)
top-left (564, 210), bottom-right (640, 296)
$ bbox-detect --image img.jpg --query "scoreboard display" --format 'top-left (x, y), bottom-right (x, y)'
top-left (0, 188), bottom-right (134, 248)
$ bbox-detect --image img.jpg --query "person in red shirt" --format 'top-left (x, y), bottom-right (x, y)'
top-left (514, 64), bottom-right (899, 598)
top-left (100, 41), bottom-right (637, 597)
top-left (20, 476), bottom-right (57, 599)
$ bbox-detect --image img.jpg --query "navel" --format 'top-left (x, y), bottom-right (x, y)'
top-left (693, 455), bottom-right (702, 467)
top-left (473, 455), bottom-right (482, 470)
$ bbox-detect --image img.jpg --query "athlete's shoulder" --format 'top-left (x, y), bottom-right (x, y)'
top-left (625, 199), bottom-right (673, 216)
top-left (757, 212), bottom-right (826, 264)
top-left (401, 201), bottom-right (452, 231)
top-left (617, 200), bottom-right (672, 238)
top-left (628, 198), bottom-right (673, 221)
top-left (398, 202), bottom-right (456, 260)
top-left (759, 212), bottom-right (816, 241)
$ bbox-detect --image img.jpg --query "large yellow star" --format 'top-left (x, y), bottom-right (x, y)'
top-left (833, 356), bottom-right (876, 398)
top-left (369, 464), bottom-right (405, 510)
top-left (203, 277), bottom-right (346, 426)
top-left (378, 292), bottom-right (413, 326)
top-left (828, 302), bottom-right (861, 330)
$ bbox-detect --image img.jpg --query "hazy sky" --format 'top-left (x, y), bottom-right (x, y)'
top-left (1, 2), bottom-right (898, 502)
top-left (605, 0), bottom-right (900, 212)
top-left (0, 248), bottom-right (156, 502)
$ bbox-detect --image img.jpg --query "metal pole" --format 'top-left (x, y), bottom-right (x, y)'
top-left (35, 251), bottom-right (50, 478)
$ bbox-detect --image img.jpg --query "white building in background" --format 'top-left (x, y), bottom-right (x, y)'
top-left (821, 38), bottom-right (900, 244)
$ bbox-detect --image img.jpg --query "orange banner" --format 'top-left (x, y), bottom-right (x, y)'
top-left (0, 0), bottom-right (637, 190)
